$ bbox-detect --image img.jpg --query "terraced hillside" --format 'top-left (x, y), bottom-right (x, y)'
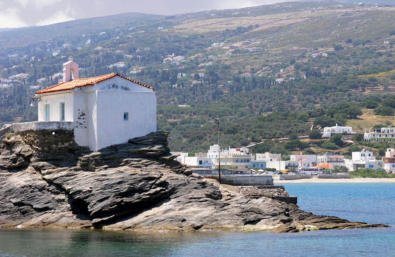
top-left (0, 1), bottom-right (394, 152)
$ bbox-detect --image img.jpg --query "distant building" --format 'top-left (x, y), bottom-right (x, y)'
top-left (290, 154), bottom-right (318, 170)
top-left (256, 152), bottom-right (281, 162)
top-left (266, 161), bottom-right (290, 172)
top-left (383, 148), bottom-right (395, 173)
top-left (175, 152), bottom-right (213, 168)
top-left (207, 144), bottom-right (252, 169)
top-left (317, 153), bottom-right (346, 169)
top-left (345, 149), bottom-right (382, 171)
top-left (248, 160), bottom-right (266, 170)
top-left (255, 152), bottom-right (285, 171)
top-left (322, 124), bottom-right (353, 138)
top-left (364, 127), bottom-right (395, 141)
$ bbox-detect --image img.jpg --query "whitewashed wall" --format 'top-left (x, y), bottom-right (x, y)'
top-left (92, 77), bottom-right (156, 150)
top-left (95, 90), bottom-right (156, 150)
top-left (38, 92), bottom-right (73, 122)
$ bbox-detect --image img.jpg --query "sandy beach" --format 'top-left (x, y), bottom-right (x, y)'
top-left (274, 178), bottom-right (395, 184)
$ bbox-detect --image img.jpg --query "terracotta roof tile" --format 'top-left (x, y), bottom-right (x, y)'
top-left (35, 73), bottom-right (154, 94)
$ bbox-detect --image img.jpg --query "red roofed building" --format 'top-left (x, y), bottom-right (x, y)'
top-left (35, 59), bottom-right (157, 151)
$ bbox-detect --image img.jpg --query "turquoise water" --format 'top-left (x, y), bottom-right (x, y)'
top-left (1, 183), bottom-right (395, 257)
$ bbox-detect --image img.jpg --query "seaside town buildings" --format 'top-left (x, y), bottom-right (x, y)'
top-left (174, 123), bottom-right (395, 174)
top-left (175, 145), bottom-right (394, 174)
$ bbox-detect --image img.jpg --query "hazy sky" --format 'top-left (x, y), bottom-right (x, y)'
top-left (0, 0), bottom-right (291, 28)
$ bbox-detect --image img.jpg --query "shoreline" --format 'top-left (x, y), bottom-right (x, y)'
top-left (274, 178), bottom-right (395, 184)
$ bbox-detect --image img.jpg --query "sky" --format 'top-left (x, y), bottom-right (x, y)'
top-left (0, 0), bottom-right (292, 28)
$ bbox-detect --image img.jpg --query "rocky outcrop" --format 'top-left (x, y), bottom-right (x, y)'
top-left (0, 130), bottom-right (387, 232)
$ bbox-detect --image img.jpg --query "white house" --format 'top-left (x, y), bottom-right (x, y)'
top-left (207, 144), bottom-right (252, 169)
top-left (317, 153), bottom-right (346, 169)
top-left (255, 152), bottom-right (284, 171)
top-left (364, 127), bottom-right (395, 141)
top-left (322, 124), bottom-right (353, 138)
top-left (35, 59), bottom-right (157, 151)
top-left (256, 152), bottom-right (282, 162)
top-left (175, 152), bottom-right (213, 168)
top-left (383, 148), bottom-right (395, 173)
top-left (345, 149), bottom-right (382, 171)
top-left (290, 154), bottom-right (318, 170)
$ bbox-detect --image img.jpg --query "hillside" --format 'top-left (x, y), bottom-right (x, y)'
top-left (0, 1), bottom-right (394, 151)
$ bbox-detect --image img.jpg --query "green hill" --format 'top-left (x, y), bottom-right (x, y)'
top-left (0, 1), bottom-right (394, 152)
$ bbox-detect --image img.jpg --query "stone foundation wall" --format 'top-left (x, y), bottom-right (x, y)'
top-left (280, 174), bottom-right (312, 180)
top-left (0, 122), bottom-right (74, 139)
top-left (221, 175), bottom-right (274, 186)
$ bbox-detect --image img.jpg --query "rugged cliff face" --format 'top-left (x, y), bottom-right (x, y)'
top-left (0, 130), bottom-right (385, 232)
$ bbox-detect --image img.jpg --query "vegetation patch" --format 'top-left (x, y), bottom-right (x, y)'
top-left (351, 169), bottom-right (395, 178)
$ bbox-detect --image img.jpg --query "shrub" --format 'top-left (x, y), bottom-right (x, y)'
top-left (330, 134), bottom-right (344, 147)
top-left (351, 169), bottom-right (395, 178)
top-left (285, 139), bottom-right (309, 150)
top-left (375, 106), bottom-right (394, 116)
top-left (321, 141), bottom-right (339, 150)
top-left (309, 129), bottom-right (322, 139)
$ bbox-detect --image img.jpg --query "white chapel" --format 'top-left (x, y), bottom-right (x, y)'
top-left (35, 59), bottom-right (157, 151)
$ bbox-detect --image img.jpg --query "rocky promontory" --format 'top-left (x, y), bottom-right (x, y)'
top-left (0, 129), bottom-right (386, 232)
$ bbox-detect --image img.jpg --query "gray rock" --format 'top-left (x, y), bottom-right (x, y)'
top-left (0, 130), bottom-right (387, 232)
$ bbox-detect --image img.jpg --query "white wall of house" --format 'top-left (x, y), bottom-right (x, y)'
top-left (256, 152), bottom-right (281, 162)
top-left (290, 155), bottom-right (318, 169)
top-left (266, 160), bottom-right (288, 171)
top-left (72, 89), bottom-right (95, 149)
top-left (384, 163), bottom-right (395, 173)
top-left (386, 148), bottom-right (395, 158)
top-left (38, 92), bottom-right (73, 122)
top-left (352, 150), bottom-right (375, 163)
top-left (95, 90), bottom-right (156, 150)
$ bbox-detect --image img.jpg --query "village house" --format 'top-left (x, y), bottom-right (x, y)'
top-left (290, 154), bottom-right (318, 170)
top-left (322, 124), bottom-right (353, 138)
top-left (317, 153), bottom-right (346, 170)
top-left (345, 149), bottom-right (382, 171)
top-left (383, 148), bottom-right (395, 173)
top-left (34, 59), bottom-right (157, 151)
top-left (207, 145), bottom-right (252, 169)
top-left (364, 127), bottom-right (395, 141)
top-left (248, 160), bottom-right (267, 171)
top-left (256, 152), bottom-right (281, 162)
top-left (175, 152), bottom-right (213, 168)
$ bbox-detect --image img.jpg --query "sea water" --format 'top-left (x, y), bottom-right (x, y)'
top-left (1, 183), bottom-right (394, 257)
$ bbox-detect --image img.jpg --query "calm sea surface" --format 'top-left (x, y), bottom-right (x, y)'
top-left (1, 183), bottom-right (395, 257)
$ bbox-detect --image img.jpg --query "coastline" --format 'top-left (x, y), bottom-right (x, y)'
top-left (274, 178), bottom-right (395, 184)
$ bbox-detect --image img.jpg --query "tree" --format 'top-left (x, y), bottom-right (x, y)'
top-left (321, 141), bottom-right (339, 150)
top-left (285, 139), bottom-right (309, 151)
top-left (375, 106), bottom-right (394, 116)
top-left (314, 116), bottom-right (336, 127)
top-left (333, 166), bottom-right (348, 173)
top-left (363, 97), bottom-right (380, 109)
top-left (309, 129), bottom-right (322, 139)
top-left (330, 134), bottom-right (344, 147)
top-left (352, 134), bottom-right (363, 142)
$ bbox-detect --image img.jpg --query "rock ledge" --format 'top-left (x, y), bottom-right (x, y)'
top-left (0, 130), bottom-right (387, 232)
